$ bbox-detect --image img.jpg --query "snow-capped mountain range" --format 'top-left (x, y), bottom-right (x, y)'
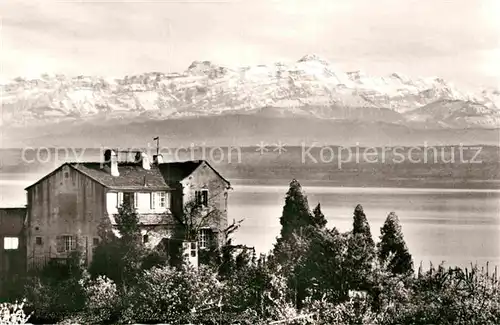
top-left (2, 54), bottom-right (500, 129)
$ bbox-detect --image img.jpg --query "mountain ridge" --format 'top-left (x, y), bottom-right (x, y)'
top-left (2, 54), bottom-right (499, 129)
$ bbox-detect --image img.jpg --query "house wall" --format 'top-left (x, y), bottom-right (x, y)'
top-left (141, 226), bottom-right (173, 249)
top-left (0, 208), bottom-right (27, 297)
top-left (180, 161), bottom-right (229, 246)
top-left (26, 165), bottom-right (107, 268)
top-left (24, 160), bottom-right (230, 271)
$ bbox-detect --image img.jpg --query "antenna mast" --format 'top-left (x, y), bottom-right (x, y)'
top-left (153, 136), bottom-right (160, 156)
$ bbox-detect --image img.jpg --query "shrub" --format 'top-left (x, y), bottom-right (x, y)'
top-left (0, 299), bottom-right (32, 324)
top-left (377, 212), bottom-right (413, 275)
top-left (121, 265), bottom-right (223, 324)
top-left (305, 293), bottom-right (378, 325)
top-left (24, 256), bottom-right (86, 323)
top-left (80, 275), bottom-right (121, 324)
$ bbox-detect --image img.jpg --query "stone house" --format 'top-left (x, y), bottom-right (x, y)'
top-left (0, 208), bottom-right (27, 297)
top-left (23, 149), bottom-right (231, 269)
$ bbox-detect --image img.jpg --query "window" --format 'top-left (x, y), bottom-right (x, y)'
top-left (93, 238), bottom-right (99, 246)
top-left (57, 235), bottom-right (76, 252)
top-left (35, 237), bottom-right (43, 246)
top-left (123, 192), bottom-right (133, 208)
top-left (150, 192), bottom-right (169, 210)
top-left (64, 236), bottom-right (75, 251)
top-left (158, 192), bottom-right (167, 208)
top-left (190, 242), bottom-right (197, 257)
top-left (195, 189), bottom-right (209, 207)
top-left (3, 237), bottom-right (19, 250)
top-left (198, 228), bottom-right (212, 249)
top-left (143, 235), bottom-right (149, 243)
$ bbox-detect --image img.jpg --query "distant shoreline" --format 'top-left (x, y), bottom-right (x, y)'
top-left (2, 174), bottom-right (500, 190)
top-left (229, 178), bottom-right (500, 190)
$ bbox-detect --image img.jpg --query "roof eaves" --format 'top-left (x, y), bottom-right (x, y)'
top-left (200, 160), bottom-right (231, 186)
top-left (106, 186), bottom-right (172, 191)
top-left (24, 163), bottom-right (70, 190)
top-left (67, 163), bottom-right (110, 188)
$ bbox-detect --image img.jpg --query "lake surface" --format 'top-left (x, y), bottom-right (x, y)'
top-left (2, 179), bottom-right (499, 269)
top-left (229, 185), bottom-right (500, 270)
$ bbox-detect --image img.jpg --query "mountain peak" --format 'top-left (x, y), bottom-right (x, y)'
top-left (346, 70), bottom-right (367, 81)
top-left (1, 57), bottom-right (498, 129)
top-left (297, 54), bottom-right (330, 65)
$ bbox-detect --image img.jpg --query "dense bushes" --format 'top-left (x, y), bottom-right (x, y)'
top-left (23, 254), bottom-right (86, 323)
top-left (122, 265), bottom-right (222, 324)
top-left (79, 275), bottom-right (120, 324)
top-left (0, 299), bottom-right (31, 324)
top-left (14, 179), bottom-right (500, 324)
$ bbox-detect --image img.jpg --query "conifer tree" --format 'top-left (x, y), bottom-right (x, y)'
top-left (353, 204), bottom-right (374, 247)
top-left (90, 202), bottom-right (144, 288)
top-left (345, 204), bottom-right (376, 291)
top-left (377, 212), bottom-right (414, 275)
top-left (278, 179), bottom-right (314, 240)
top-left (115, 201), bottom-right (141, 241)
top-left (312, 203), bottom-right (327, 229)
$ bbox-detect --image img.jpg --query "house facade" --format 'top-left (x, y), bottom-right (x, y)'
top-left (24, 149), bottom-right (231, 269)
top-left (0, 208), bottom-right (27, 297)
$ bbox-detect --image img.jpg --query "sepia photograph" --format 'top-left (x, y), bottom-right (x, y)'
top-left (0, 0), bottom-right (499, 324)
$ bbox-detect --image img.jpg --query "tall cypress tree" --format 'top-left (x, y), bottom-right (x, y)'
top-left (345, 204), bottom-right (376, 291)
top-left (352, 204), bottom-right (374, 246)
top-left (272, 179), bottom-right (314, 272)
top-left (312, 203), bottom-right (327, 229)
top-left (377, 212), bottom-right (413, 275)
top-left (278, 179), bottom-right (314, 240)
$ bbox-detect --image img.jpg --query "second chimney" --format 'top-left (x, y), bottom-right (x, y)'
top-left (153, 154), bottom-right (164, 165)
top-left (141, 152), bottom-right (151, 170)
top-left (110, 150), bottom-right (119, 177)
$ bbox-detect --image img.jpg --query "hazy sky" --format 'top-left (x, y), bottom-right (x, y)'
top-left (1, 0), bottom-right (499, 88)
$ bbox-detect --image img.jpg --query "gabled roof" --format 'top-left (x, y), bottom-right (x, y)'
top-left (25, 160), bottom-right (230, 191)
top-left (71, 162), bottom-right (171, 190)
top-left (25, 162), bottom-right (171, 191)
top-left (158, 160), bottom-right (204, 183)
top-left (158, 160), bottom-right (231, 186)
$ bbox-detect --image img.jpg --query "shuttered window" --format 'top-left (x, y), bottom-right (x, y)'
top-left (123, 192), bottom-right (133, 207)
top-left (158, 192), bottom-right (168, 208)
top-left (106, 192), bottom-right (118, 214)
top-left (56, 235), bottom-right (76, 252)
top-left (150, 192), bottom-right (169, 210)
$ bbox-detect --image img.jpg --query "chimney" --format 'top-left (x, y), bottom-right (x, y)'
top-left (110, 150), bottom-right (119, 177)
top-left (153, 154), bottom-right (164, 165)
top-left (141, 152), bottom-right (151, 170)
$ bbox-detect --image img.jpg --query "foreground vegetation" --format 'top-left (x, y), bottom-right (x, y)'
top-left (5, 179), bottom-right (500, 324)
